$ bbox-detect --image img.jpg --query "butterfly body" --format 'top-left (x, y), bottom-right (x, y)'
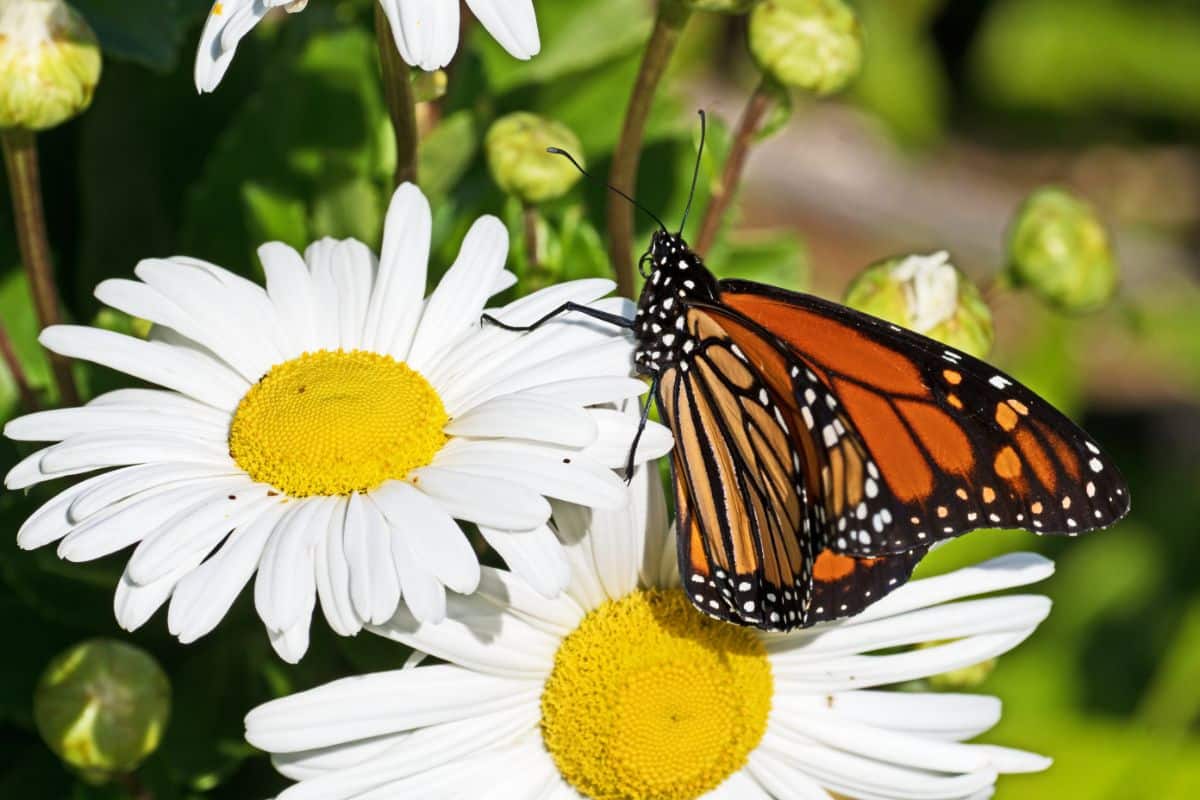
top-left (633, 231), bottom-right (1130, 632)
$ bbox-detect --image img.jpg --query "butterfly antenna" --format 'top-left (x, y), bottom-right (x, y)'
top-left (678, 109), bottom-right (707, 236)
top-left (546, 147), bottom-right (668, 232)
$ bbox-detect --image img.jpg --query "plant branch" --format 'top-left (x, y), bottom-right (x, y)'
top-left (606, 1), bottom-right (690, 297)
top-left (694, 80), bottom-right (775, 256)
top-left (2, 129), bottom-right (78, 406)
top-left (375, 4), bottom-right (419, 186)
top-left (0, 320), bottom-right (38, 411)
top-left (523, 204), bottom-right (540, 277)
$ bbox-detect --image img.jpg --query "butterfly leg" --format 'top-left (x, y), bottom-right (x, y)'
top-left (622, 375), bottom-right (659, 483)
top-left (481, 302), bottom-right (634, 332)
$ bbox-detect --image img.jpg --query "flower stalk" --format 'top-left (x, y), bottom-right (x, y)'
top-left (606, 0), bottom-right (691, 297)
top-left (0, 319), bottom-right (38, 410)
top-left (375, 3), bottom-right (419, 187)
top-left (2, 128), bottom-right (77, 405)
top-left (694, 80), bottom-right (775, 255)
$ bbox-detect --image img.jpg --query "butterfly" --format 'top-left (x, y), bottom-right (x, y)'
top-left (486, 116), bottom-right (1130, 631)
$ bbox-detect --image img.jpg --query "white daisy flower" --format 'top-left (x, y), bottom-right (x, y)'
top-left (194, 0), bottom-right (541, 93)
top-left (3, 182), bottom-right (670, 663)
top-left (246, 465), bottom-right (1054, 799)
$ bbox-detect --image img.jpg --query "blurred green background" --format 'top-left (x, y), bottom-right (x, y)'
top-left (1, 0), bottom-right (1198, 797)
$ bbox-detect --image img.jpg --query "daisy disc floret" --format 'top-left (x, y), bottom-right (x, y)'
top-left (245, 462), bottom-right (1054, 799)
top-left (3, 183), bottom-right (671, 663)
top-left (195, 0), bottom-right (541, 93)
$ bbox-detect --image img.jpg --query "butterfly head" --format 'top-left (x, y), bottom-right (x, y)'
top-left (633, 232), bottom-right (718, 375)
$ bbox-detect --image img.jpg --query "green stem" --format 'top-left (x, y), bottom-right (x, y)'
top-left (375, 4), bottom-right (419, 186)
top-left (606, 1), bottom-right (691, 298)
top-left (0, 320), bottom-right (38, 411)
top-left (2, 129), bottom-right (78, 406)
top-left (523, 203), bottom-right (541, 279)
top-left (694, 80), bottom-right (774, 256)
top-left (116, 772), bottom-right (153, 800)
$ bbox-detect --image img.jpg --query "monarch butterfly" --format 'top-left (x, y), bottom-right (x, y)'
top-left (487, 115), bottom-right (1130, 631)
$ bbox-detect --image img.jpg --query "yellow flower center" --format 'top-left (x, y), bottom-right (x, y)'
top-left (540, 589), bottom-right (772, 800)
top-left (228, 349), bottom-right (448, 497)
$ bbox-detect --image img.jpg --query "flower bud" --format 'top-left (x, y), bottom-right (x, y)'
top-left (844, 251), bottom-right (995, 358)
top-left (485, 112), bottom-right (584, 204)
top-left (34, 639), bottom-right (170, 777)
top-left (748, 0), bottom-right (862, 95)
top-left (0, 0), bottom-right (101, 131)
top-left (682, 0), bottom-right (759, 13)
top-left (1006, 187), bottom-right (1118, 314)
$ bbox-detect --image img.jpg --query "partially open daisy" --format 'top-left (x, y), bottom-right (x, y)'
top-left (194, 0), bottom-right (540, 93)
top-left (3, 182), bottom-right (669, 663)
top-left (246, 464), bottom-right (1053, 798)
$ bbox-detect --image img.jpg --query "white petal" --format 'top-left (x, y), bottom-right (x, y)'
top-left (760, 731), bottom-right (1001, 800)
top-left (244, 664), bottom-right (536, 752)
top-left (426, 278), bottom-right (613, 391)
top-left (586, 460), bottom-right (661, 601)
top-left (260, 241), bottom-right (319, 357)
top-left (114, 548), bottom-right (208, 632)
top-left (466, 0), bottom-right (540, 59)
top-left (133, 258), bottom-right (284, 376)
top-left (406, 466), bottom-right (551, 531)
top-left (270, 614), bottom-right (315, 664)
top-left (478, 525), bottom-right (572, 600)
top-left (363, 184), bottom-right (431, 357)
top-left (305, 238), bottom-right (347, 350)
top-left (774, 630), bottom-right (1040, 694)
top-left (5, 405), bottom-right (225, 443)
top-left (126, 488), bottom-right (277, 585)
top-left (168, 506), bottom-right (284, 643)
top-left (330, 239), bottom-right (376, 350)
top-left (474, 741), bottom-right (561, 800)
top-left (379, 0), bottom-right (461, 71)
top-left (69, 462), bottom-right (239, 523)
top-left (448, 339), bottom-right (636, 421)
top-left (38, 326), bottom-right (247, 411)
top-left (746, 748), bottom-right (840, 800)
top-left (444, 395), bottom-right (597, 448)
top-left (272, 706), bottom-right (538, 799)
top-left (551, 501), bottom-right (609, 612)
top-left (194, 0), bottom-right (287, 93)
top-left (431, 441), bottom-right (625, 511)
top-left (519, 376), bottom-right (648, 408)
top-left (255, 499), bottom-right (335, 631)
top-left (797, 690), bottom-right (1003, 742)
top-left (58, 476), bottom-right (252, 563)
top-left (315, 499), bottom-right (363, 637)
top-left (577, 409), bottom-right (674, 469)
top-left (407, 215), bottom-right (509, 372)
top-left (371, 482), bottom-right (480, 595)
top-left (369, 593), bottom-right (560, 679)
top-left (853, 553), bottom-right (1055, 624)
top-left (35, 430), bottom-right (230, 479)
top-left (389, 529), bottom-right (446, 624)
top-left (769, 596), bottom-right (1052, 663)
top-left (344, 493), bottom-right (401, 625)
top-left (472, 563), bottom-right (583, 636)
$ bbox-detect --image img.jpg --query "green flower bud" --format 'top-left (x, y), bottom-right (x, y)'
top-left (1006, 187), bottom-right (1118, 314)
top-left (0, 0), bottom-right (101, 131)
top-left (749, 0), bottom-right (862, 95)
top-left (682, 0), bottom-right (759, 13)
top-left (485, 112), bottom-right (584, 204)
top-left (845, 251), bottom-right (995, 358)
top-left (411, 69), bottom-right (447, 104)
top-left (34, 639), bottom-right (170, 778)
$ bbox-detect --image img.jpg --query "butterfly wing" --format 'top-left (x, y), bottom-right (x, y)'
top-left (701, 280), bottom-right (1130, 557)
top-left (659, 305), bottom-right (927, 630)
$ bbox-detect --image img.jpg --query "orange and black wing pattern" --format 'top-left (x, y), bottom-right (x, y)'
top-left (659, 306), bottom-right (927, 629)
top-left (706, 280), bottom-right (1130, 557)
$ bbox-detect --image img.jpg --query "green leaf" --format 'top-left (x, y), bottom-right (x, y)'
top-left (74, 0), bottom-right (210, 71)
top-left (241, 183), bottom-right (309, 255)
top-left (418, 111), bottom-right (482, 202)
